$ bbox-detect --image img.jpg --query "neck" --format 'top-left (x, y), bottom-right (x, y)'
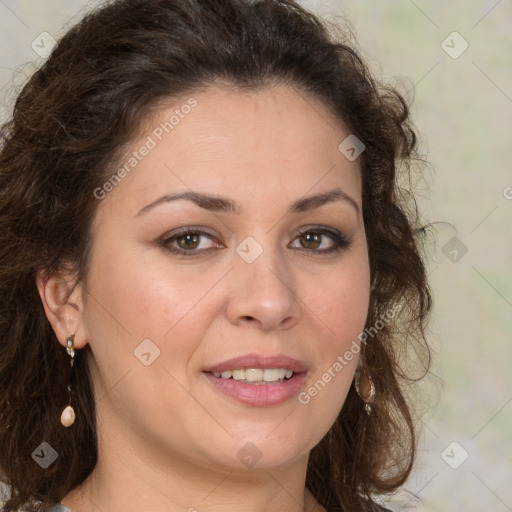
top-left (61, 429), bottom-right (325, 512)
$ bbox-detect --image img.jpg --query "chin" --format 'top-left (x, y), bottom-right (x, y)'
top-left (201, 428), bottom-right (319, 472)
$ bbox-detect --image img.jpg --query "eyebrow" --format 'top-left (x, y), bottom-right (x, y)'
top-left (136, 187), bottom-right (360, 217)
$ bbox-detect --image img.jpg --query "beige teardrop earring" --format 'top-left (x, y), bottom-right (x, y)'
top-left (60, 334), bottom-right (76, 427)
top-left (354, 364), bottom-right (376, 415)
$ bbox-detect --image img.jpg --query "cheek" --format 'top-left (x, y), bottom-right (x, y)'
top-left (297, 252), bottom-right (370, 412)
top-left (307, 257), bottom-right (370, 350)
top-left (329, 276), bottom-right (370, 344)
top-left (81, 245), bottom-right (225, 367)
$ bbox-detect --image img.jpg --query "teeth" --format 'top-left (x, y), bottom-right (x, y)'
top-left (261, 368), bottom-right (279, 382)
top-left (211, 368), bottom-right (295, 383)
top-left (232, 369), bottom-right (245, 380)
top-left (245, 368), bottom-right (264, 382)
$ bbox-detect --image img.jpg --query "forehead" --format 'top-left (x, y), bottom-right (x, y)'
top-left (98, 84), bottom-right (362, 218)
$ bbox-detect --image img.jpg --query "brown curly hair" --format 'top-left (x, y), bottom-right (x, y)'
top-left (0, 0), bottom-right (432, 511)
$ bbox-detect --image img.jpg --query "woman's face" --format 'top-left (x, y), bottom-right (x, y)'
top-left (79, 84), bottom-right (370, 472)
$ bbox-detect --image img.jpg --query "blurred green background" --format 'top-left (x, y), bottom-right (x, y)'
top-left (1, 1), bottom-right (511, 511)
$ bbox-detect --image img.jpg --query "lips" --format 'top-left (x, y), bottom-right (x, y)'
top-left (203, 353), bottom-right (308, 374)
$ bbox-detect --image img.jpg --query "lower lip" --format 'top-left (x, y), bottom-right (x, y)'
top-left (203, 372), bottom-right (307, 406)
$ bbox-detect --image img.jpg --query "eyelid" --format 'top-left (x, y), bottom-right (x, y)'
top-left (163, 226), bottom-right (218, 239)
top-left (295, 225), bottom-right (343, 238)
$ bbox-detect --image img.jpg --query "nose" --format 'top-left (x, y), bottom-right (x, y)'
top-left (225, 246), bottom-right (300, 332)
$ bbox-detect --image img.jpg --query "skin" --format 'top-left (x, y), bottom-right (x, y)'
top-left (38, 83), bottom-right (370, 512)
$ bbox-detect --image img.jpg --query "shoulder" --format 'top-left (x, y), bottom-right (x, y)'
top-left (0, 481), bottom-right (71, 512)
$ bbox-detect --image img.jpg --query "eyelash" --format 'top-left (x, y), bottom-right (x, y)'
top-left (159, 226), bottom-right (351, 257)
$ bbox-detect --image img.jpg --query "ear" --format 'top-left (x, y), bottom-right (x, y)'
top-left (36, 264), bottom-right (88, 350)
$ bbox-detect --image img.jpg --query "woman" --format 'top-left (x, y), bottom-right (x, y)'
top-left (0, 0), bottom-right (432, 511)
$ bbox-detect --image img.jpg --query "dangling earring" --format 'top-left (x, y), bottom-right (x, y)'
top-left (60, 334), bottom-right (76, 427)
top-left (354, 365), bottom-right (375, 415)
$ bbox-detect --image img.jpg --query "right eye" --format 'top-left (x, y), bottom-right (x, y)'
top-left (160, 228), bottom-right (223, 256)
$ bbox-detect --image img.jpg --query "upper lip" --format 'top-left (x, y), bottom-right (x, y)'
top-left (203, 353), bottom-right (308, 373)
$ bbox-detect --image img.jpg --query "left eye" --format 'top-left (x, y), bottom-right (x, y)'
top-left (290, 228), bottom-right (349, 252)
